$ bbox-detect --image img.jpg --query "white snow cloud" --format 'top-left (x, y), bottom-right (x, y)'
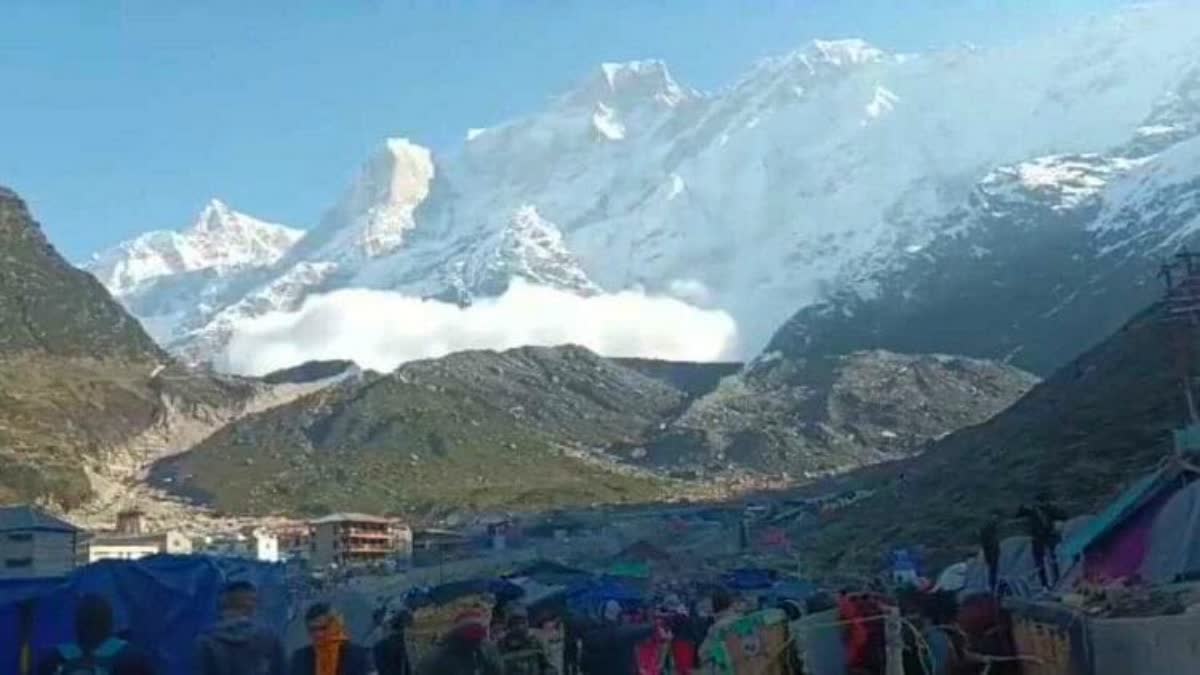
top-left (666, 278), bottom-right (714, 306)
top-left (219, 279), bottom-right (740, 375)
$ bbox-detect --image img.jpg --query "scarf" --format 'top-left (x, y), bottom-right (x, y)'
top-left (314, 614), bottom-right (349, 675)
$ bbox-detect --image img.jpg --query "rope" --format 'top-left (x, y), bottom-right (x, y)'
top-left (405, 609), bottom-right (1049, 675)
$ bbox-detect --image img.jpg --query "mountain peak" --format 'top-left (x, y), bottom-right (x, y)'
top-left (191, 198), bottom-right (235, 234)
top-left (86, 201), bottom-right (302, 297)
top-left (296, 137), bottom-right (436, 262)
top-left (807, 39), bottom-right (886, 66)
top-left (573, 59), bottom-right (692, 108)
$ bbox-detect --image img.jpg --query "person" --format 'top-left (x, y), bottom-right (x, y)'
top-left (696, 590), bottom-right (742, 674)
top-left (979, 511), bottom-right (1002, 595)
top-left (579, 601), bottom-right (653, 675)
top-left (561, 616), bottom-right (584, 675)
top-left (497, 605), bottom-right (556, 675)
top-left (633, 615), bottom-right (671, 675)
top-left (837, 591), bottom-right (887, 675)
top-left (661, 597), bottom-right (700, 675)
top-left (1017, 493), bottom-right (1068, 588)
top-left (291, 603), bottom-right (375, 675)
top-left (373, 608), bottom-right (413, 675)
top-left (415, 608), bottom-right (504, 675)
top-left (775, 599), bottom-right (805, 675)
top-left (195, 580), bottom-right (286, 675)
top-left (35, 594), bottom-right (156, 675)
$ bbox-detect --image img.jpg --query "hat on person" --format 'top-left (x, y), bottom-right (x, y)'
top-left (603, 600), bottom-right (622, 621)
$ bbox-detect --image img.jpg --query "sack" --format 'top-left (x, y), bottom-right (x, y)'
top-left (56, 638), bottom-right (127, 675)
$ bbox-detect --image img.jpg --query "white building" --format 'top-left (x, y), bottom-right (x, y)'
top-left (84, 530), bottom-right (192, 563)
top-left (0, 506), bottom-right (82, 579)
top-left (195, 530), bottom-right (280, 562)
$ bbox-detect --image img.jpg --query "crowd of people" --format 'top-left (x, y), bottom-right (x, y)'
top-left (31, 495), bottom-right (1072, 675)
top-left (33, 577), bottom-right (1027, 675)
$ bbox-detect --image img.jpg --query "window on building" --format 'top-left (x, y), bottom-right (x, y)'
top-left (7, 533), bottom-right (33, 542)
top-left (5, 558), bottom-right (33, 568)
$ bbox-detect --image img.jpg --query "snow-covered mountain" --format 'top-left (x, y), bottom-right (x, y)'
top-left (86, 4), bottom-right (1200, 367)
top-left (88, 199), bottom-right (301, 296)
top-left (83, 200), bottom-right (303, 345)
top-left (769, 52), bottom-right (1200, 375)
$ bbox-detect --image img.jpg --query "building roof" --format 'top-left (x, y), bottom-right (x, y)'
top-left (0, 505), bottom-right (81, 534)
top-left (310, 512), bottom-right (396, 525)
top-left (86, 533), bottom-right (166, 548)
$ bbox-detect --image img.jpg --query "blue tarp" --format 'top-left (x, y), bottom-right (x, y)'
top-left (565, 578), bottom-right (644, 615)
top-left (720, 568), bottom-right (780, 590)
top-left (0, 555), bottom-right (286, 675)
top-left (766, 579), bottom-right (817, 603)
top-left (406, 577), bottom-right (524, 609)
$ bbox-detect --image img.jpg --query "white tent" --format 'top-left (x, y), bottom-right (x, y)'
top-left (960, 516), bottom-right (1092, 597)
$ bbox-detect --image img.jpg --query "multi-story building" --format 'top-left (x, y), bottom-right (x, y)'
top-left (0, 506), bottom-right (82, 578)
top-left (311, 513), bottom-right (411, 568)
top-left (275, 523), bottom-right (314, 561)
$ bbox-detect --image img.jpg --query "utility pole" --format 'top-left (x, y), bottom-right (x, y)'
top-left (1161, 253), bottom-right (1200, 427)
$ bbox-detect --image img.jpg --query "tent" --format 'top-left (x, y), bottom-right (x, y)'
top-left (565, 578), bottom-right (644, 616)
top-left (504, 560), bottom-right (590, 586)
top-left (1061, 453), bottom-right (1200, 585)
top-left (407, 577), bottom-right (523, 609)
top-left (959, 516), bottom-right (1093, 597)
top-left (933, 562), bottom-right (968, 593)
top-left (0, 555), bottom-right (286, 675)
top-left (615, 540), bottom-right (673, 563)
top-left (721, 568), bottom-right (780, 591)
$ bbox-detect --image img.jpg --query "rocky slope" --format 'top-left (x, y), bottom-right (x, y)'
top-left (85, 5), bottom-right (1200, 365)
top-left (632, 350), bottom-right (1037, 477)
top-left (610, 358), bottom-right (742, 398)
top-left (1, 187), bottom-right (163, 359)
top-left (150, 344), bottom-right (1033, 516)
top-left (0, 188), bottom-right (257, 509)
top-left (150, 346), bottom-right (685, 516)
top-left (795, 301), bottom-right (1192, 574)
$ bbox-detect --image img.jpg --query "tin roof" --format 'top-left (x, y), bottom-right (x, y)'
top-left (0, 505), bottom-right (81, 534)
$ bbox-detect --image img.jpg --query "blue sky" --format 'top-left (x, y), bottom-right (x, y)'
top-left (1, 0), bottom-right (1129, 260)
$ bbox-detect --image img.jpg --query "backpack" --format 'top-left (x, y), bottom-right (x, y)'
top-left (56, 638), bottom-right (127, 675)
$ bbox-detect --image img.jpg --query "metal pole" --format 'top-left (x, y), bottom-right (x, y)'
top-left (884, 606), bottom-right (904, 675)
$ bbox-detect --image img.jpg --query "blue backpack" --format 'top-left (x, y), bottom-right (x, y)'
top-left (55, 638), bottom-right (127, 675)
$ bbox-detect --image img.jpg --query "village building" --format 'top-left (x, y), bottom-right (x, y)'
top-left (82, 509), bottom-right (191, 563)
top-left (194, 529), bottom-right (280, 562)
top-left (311, 513), bottom-right (411, 568)
top-left (274, 522), bottom-right (315, 561)
top-left (0, 506), bottom-right (82, 579)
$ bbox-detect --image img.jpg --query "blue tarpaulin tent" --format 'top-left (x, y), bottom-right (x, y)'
top-left (0, 555), bottom-right (286, 675)
top-left (406, 577), bottom-right (524, 609)
top-left (721, 568), bottom-right (780, 591)
top-left (565, 578), bottom-right (644, 615)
